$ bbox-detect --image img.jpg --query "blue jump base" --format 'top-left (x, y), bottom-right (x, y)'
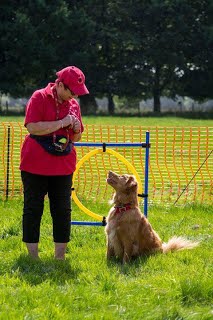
top-left (71, 220), bottom-right (106, 226)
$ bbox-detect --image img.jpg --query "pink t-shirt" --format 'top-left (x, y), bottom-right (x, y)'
top-left (20, 83), bottom-right (84, 176)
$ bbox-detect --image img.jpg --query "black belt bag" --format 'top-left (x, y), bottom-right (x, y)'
top-left (30, 134), bottom-right (72, 156)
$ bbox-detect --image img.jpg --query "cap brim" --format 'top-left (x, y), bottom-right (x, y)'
top-left (72, 84), bottom-right (89, 96)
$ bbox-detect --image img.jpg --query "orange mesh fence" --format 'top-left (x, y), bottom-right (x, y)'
top-left (0, 122), bottom-right (212, 205)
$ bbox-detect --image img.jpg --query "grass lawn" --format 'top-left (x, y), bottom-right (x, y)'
top-left (0, 115), bottom-right (212, 319)
top-left (1, 114), bottom-right (213, 127)
top-left (0, 199), bottom-right (212, 320)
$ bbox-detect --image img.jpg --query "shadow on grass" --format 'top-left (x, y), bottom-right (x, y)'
top-left (106, 255), bottom-right (150, 274)
top-left (11, 254), bottom-right (81, 286)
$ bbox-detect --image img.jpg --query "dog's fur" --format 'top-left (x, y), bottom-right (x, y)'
top-left (105, 171), bottom-right (199, 263)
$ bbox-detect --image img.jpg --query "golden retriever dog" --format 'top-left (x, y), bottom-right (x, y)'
top-left (105, 171), bottom-right (199, 264)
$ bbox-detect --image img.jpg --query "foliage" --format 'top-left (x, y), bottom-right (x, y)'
top-left (0, 1), bottom-right (212, 112)
top-left (176, 0), bottom-right (213, 101)
top-left (122, 0), bottom-right (213, 111)
top-left (0, 1), bottom-right (93, 97)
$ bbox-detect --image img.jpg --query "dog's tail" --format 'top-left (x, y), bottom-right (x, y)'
top-left (162, 236), bottom-right (199, 253)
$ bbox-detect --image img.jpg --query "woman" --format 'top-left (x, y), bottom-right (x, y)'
top-left (20, 66), bottom-right (89, 260)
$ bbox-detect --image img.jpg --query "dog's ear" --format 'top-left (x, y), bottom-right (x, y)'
top-left (126, 176), bottom-right (138, 189)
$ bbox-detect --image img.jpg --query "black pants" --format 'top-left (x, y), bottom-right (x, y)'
top-left (21, 171), bottom-right (72, 243)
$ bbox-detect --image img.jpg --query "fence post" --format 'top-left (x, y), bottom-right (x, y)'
top-left (6, 126), bottom-right (10, 201)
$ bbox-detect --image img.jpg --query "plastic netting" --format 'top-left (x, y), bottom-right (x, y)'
top-left (0, 123), bottom-right (212, 205)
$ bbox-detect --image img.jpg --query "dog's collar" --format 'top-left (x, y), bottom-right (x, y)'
top-left (114, 203), bottom-right (132, 214)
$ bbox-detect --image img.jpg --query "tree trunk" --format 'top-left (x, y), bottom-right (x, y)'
top-left (108, 93), bottom-right (115, 114)
top-left (79, 94), bottom-right (98, 115)
top-left (5, 101), bottom-right (9, 115)
top-left (153, 90), bottom-right (161, 113)
top-left (0, 94), bottom-right (2, 114)
top-left (153, 65), bottom-right (161, 113)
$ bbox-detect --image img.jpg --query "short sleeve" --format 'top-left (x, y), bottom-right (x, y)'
top-left (24, 91), bottom-right (45, 126)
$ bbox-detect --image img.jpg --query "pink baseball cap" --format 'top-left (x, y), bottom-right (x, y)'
top-left (56, 66), bottom-right (89, 96)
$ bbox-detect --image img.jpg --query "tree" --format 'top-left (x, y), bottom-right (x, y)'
top-left (77, 0), bottom-right (213, 113)
top-left (73, 0), bottom-right (131, 114)
top-left (126, 0), bottom-right (212, 112)
top-left (0, 1), bottom-right (93, 98)
top-left (177, 0), bottom-right (213, 101)
top-left (0, 0), bottom-right (212, 114)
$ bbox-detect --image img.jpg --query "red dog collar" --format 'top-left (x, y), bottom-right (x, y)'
top-left (114, 204), bottom-right (132, 214)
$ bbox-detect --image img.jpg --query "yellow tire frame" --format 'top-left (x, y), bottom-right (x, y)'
top-left (72, 148), bottom-right (143, 221)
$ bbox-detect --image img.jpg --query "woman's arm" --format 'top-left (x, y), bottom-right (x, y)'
top-left (26, 120), bottom-right (63, 135)
top-left (72, 132), bottom-right (82, 142)
top-left (26, 115), bottom-right (75, 135)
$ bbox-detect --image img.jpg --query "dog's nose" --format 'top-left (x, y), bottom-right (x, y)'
top-left (108, 171), bottom-right (114, 177)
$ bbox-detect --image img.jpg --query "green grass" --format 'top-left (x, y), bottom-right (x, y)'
top-left (1, 114), bottom-right (213, 126)
top-left (0, 199), bottom-right (212, 319)
top-left (0, 115), bottom-right (212, 318)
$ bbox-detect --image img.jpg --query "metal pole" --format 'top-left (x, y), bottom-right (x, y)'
top-left (144, 131), bottom-right (150, 217)
top-left (74, 142), bottom-right (147, 148)
top-left (71, 221), bottom-right (105, 226)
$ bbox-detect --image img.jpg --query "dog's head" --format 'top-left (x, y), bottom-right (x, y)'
top-left (107, 171), bottom-right (138, 205)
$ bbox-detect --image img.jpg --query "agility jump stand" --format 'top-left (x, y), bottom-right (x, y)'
top-left (71, 131), bottom-right (150, 226)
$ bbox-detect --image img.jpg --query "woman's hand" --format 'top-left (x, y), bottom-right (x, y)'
top-left (62, 115), bottom-right (81, 133)
top-left (62, 115), bottom-right (76, 128)
top-left (72, 118), bottom-right (81, 133)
